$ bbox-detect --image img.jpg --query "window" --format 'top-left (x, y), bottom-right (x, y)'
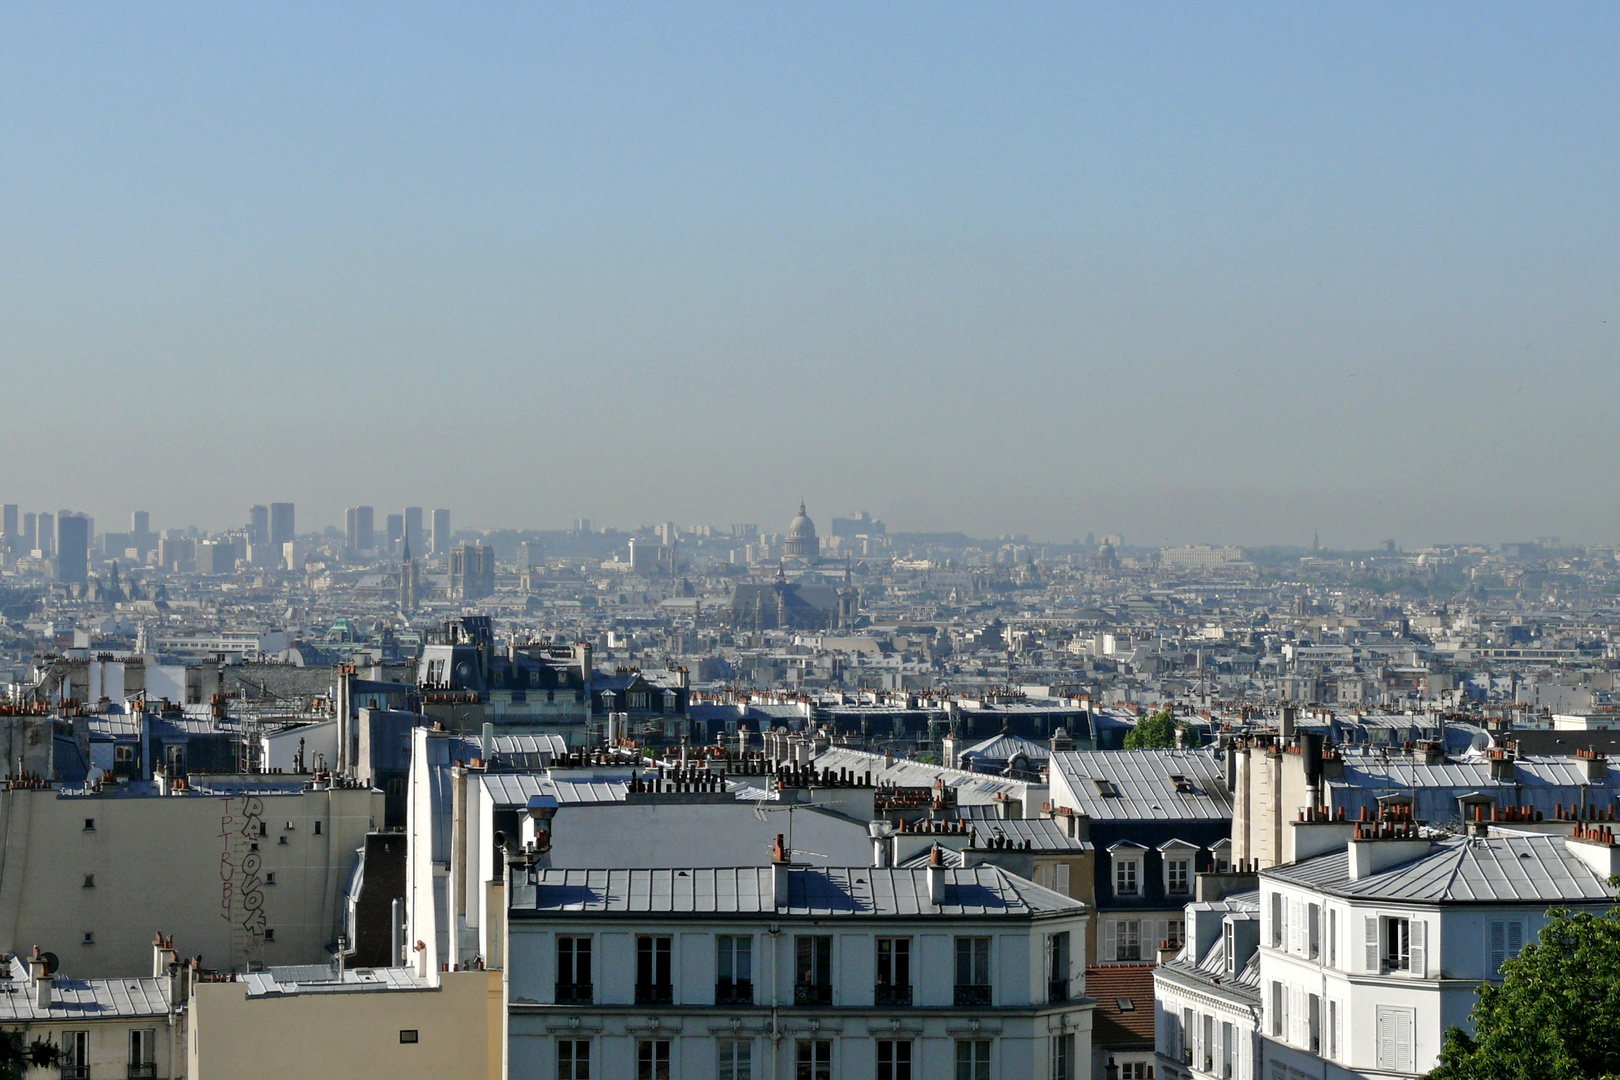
top-left (1328, 999), bottom-right (1340, 1060)
top-left (82, 932), bottom-right (95, 946)
top-left (1489, 919), bottom-right (1527, 976)
top-left (1270, 893), bottom-right (1284, 947)
top-left (1382, 917), bottom-right (1411, 973)
top-left (717, 1038), bottom-right (751, 1080)
top-left (1203, 1014), bottom-right (1214, 1072)
top-left (794, 936), bottom-right (832, 1005)
top-left (717, 935), bottom-right (753, 1005)
top-left (265, 873), bottom-right (276, 886)
top-left (1117, 920), bottom-right (1142, 962)
top-left (1119, 1064), bottom-right (1149, 1080)
top-left (876, 937), bottom-right (912, 1005)
top-left (264, 929), bottom-right (275, 942)
top-left (1167, 857), bottom-right (1191, 895)
top-left (795, 1039), bottom-right (831, 1080)
top-left (387, 778), bottom-right (406, 798)
top-left (636, 936), bottom-right (672, 1004)
top-left (1046, 931), bottom-right (1070, 1003)
top-left (637, 1039), bottom-right (671, 1080)
top-left (954, 936), bottom-right (991, 1005)
top-left (558, 936), bottom-right (593, 1003)
top-left (1271, 982), bottom-right (1285, 1038)
top-left (1114, 856), bottom-right (1140, 896)
top-left (82, 875), bottom-right (94, 889)
top-left (558, 1039), bottom-right (591, 1080)
top-left (1308, 903), bottom-right (1321, 959)
top-left (131, 1028), bottom-right (157, 1077)
top-left (878, 1039), bottom-right (913, 1080)
top-left (1222, 1020), bottom-right (1234, 1078)
top-left (83, 818), bottom-right (95, 831)
top-left (1051, 1033), bottom-right (1074, 1080)
top-left (1181, 1006), bottom-right (1194, 1064)
top-left (1308, 993), bottom-right (1322, 1053)
top-left (398, 1030), bottom-right (419, 1044)
top-left (313, 820), bottom-right (322, 835)
top-left (1327, 907), bottom-right (1338, 968)
top-left (1375, 1005), bottom-right (1415, 1072)
top-left (1167, 918), bottom-right (1184, 949)
top-left (278, 835), bottom-right (288, 845)
top-left (258, 821), bottom-right (268, 836)
top-left (62, 1031), bottom-right (88, 1077)
top-left (955, 1039), bottom-right (991, 1080)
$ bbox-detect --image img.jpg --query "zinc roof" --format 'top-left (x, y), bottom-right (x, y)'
top-left (1264, 834), bottom-right (1614, 904)
top-left (243, 964), bottom-right (426, 997)
top-left (1049, 750), bottom-right (1233, 820)
top-left (0, 957), bottom-right (171, 1021)
top-left (512, 865), bottom-right (1082, 920)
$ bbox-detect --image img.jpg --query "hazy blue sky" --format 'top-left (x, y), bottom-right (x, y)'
top-left (3, 3), bottom-right (1617, 546)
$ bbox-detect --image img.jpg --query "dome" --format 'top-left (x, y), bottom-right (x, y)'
top-left (787, 501), bottom-right (817, 541)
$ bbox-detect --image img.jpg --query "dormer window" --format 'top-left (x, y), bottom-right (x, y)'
top-left (1108, 842), bottom-right (1147, 897)
top-left (1158, 839), bottom-right (1200, 897)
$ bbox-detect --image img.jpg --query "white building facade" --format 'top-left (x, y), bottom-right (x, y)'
top-left (505, 858), bottom-right (1094, 1079)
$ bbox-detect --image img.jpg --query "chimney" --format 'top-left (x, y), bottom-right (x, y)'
top-left (523, 795), bottom-right (559, 867)
top-left (481, 722), bottom-right (494, 763)
top-left (1564, 822), bottom-right (1620, 880)
top-left (772, 834), bottom-right (792, 908)
top-left (868, 820), bottom-right (893, 867)
top-left (1279, 706), bottom-right (1297, 740)
top-left (1347, 827), bottom-right (1432, 881)
top-left (29, 947), bottom-right (51, 1009)
top-left (1577, 749), bottom-right (1608, 782)
top-left (1488, 747), bottom-right (1515, 782)
top-left (927, 844), bottom-right (947, 905)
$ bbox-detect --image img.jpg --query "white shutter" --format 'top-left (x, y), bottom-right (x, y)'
top-left (1056, 863), bottom-right (1071, 895)
top-left (1364, 916), bottom-right (1380, 973)
top-left (1103, 920), bottom-right (1117, 963)
top-left (1409, 919), bottom-right (1426, 978)
top-left (1489, 921), bottom-right (1506, 974)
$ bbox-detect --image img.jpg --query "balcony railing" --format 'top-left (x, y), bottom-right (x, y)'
top-left (1048, 978), bottom-right (1069, 1003)
top-left (61, 1068), bottom-right (90, 1080)
top-left (714, 979), bottom-right (753, 1006)
top-left (874, 983), bottom-right (913, 1007)
top-left (634, 983), bottom-right (673, 1006)
top-left (128, 1066), bottom-right (158, 1080)
top-left (555, 982), bottom-right (594, 1005)
top-left (794, 983), bottom-right (833, 1006)
top-left (954, 984), bottom-right (992, 1007)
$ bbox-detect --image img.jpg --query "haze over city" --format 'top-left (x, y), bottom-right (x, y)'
top-left (5, 4), bottom-right (1619, 546)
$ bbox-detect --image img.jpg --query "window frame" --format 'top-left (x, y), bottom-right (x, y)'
top-left (636, 1038), bottom-right (671, 1080)
top-left (954, 1038), bottom-right (991, 1080)
top-left (877, 1038), bottom-right (913, 1080)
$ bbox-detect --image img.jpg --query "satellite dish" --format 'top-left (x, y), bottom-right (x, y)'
top-left (40, 952), bottom-right (59, 975)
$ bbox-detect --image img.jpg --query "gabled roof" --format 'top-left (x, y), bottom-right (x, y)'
top-left (1264, 834), bottom-right (1614, 904)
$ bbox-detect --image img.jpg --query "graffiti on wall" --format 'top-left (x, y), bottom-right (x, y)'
top-left (219, 796), bottom-right (267, 969)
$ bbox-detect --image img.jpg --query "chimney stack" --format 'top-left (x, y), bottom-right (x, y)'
top-left (772, 834), bottom-right (792, 908)
top-left (29, 947), bottom-right (51, 1009)
top-left (927, 844), bottom-right (947, 905)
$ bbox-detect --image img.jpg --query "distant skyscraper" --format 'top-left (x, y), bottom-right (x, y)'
top-left (56, 513), bottom-right (89, 584)
top-left (1, 505), bottom-right (16, 549)
top-left (575, 518), bottom-right (591, 534)
top-left (36, 512), bottom-right (53, 557)
top-left (386, 513), bottom-right (404, 550)
top-left (431, 509), bottom-right (450, 557)
top-left (345, 506), bottom-right (375, 552)
top-left (131, 511), bottom-right (149, 536)
top-left (269, 503), bottom-right (295, 548)
top-left (247, 505), bottom-right (269, 546)
top-left (22, 513), bottom-right (37, 553)
top-left (404, 507), bottom-right (424, 558)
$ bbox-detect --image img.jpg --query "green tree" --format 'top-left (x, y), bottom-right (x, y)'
top-left (1430, 906), bottom-right (1620, 1080)
top-left (1123, 709), bottom-right (1177, 749)
top-left (0, 1030), bottom-right (59, 1080)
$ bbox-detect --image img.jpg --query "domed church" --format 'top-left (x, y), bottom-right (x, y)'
top-left (783, 500), bottom-right (819, 561)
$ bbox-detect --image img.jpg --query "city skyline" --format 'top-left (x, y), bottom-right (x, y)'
top-left (4, 4), bottom-right (1618, 547)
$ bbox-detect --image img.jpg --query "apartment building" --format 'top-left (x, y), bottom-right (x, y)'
top-left (505, 847), bottom-right (1093, 1079)
top-left (1257, 824), bottom-right (1617, 1079)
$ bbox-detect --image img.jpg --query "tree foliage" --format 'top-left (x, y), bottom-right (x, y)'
top-left (0, 1030), bottom-right (59, 1080)
top-left (1123, 709), bottom-right (1177, 750)
top-left (1430, 907), bottom-right (1620, 1080)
